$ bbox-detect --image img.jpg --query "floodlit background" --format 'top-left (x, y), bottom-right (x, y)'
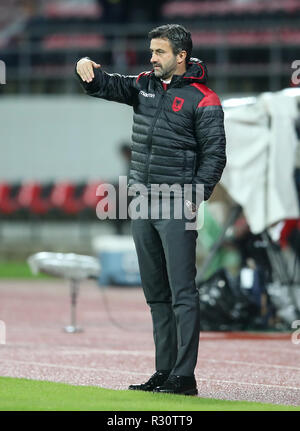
top-left (0, 0), bottom-right (300, 332)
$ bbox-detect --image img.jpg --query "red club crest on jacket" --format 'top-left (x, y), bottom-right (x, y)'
top-left (172, 97), bottom-right (184, 112)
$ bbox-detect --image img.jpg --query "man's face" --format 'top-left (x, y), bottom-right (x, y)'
top-left (150, 38), bottom-right (178, 80)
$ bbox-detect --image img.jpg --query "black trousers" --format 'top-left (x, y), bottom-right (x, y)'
top-left (131, 196), bottom-right (200, 376)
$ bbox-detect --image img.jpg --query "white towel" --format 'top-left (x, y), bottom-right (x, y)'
top-left (221, 90), bottom-right (299, 234)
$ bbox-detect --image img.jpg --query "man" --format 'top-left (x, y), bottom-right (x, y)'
top-left (76, 24), bottom-right (226, 395)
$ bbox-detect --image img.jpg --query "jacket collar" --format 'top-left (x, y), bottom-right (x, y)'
top-left (151, 57), bottom-right (208, 88)
top-left (182, 57), bottom-right (208, 83)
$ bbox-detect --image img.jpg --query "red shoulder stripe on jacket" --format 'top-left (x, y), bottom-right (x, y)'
top-left (136, 71), bottom-right (152, 84)
top-left (191, 83), bottom-right (221, 107)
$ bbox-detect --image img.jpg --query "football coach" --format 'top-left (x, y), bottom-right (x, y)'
top-left (76, 24), bottom-right (226, 395)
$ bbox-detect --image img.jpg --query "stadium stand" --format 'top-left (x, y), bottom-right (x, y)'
top-left (162, 0), bottom-right (300, 18)
top-left (0, 0), bottom-right (299, 94)
top-left (43, 0), bottom-right (102, 19)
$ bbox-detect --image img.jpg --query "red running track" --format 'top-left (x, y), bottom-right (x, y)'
top-left (0, 280), bottom-right (299, 406)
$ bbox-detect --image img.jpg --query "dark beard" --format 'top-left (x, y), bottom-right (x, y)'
top-left (153, 62), bottom-right (176, 80)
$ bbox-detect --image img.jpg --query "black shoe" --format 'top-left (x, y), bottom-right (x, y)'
top-left (128, 370), bottom-right (170, 392)
top-left (153, 374), bottom-right (198, 396)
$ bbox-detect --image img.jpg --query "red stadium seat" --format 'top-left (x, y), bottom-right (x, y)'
top-left (81, 180), bottom-right (126, 233)
top-left (81, 181), bottom-right (114, 216)
top-left (50, 181), bottom-right (86, 216)
top-left (0, 182), bottom-right (21, 216)
top-left (82, 181), bottom-right (103, 209)
top-left (17, 182), bottom-right (53, 216)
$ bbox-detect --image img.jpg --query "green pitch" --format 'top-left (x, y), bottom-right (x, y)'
top-left (0, 377), bottom-right (299, 411)
top-left (0, 261), bottom-right (50, 279)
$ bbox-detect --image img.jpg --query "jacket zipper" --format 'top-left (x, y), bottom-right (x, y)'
top-left (145, 92), bottom-right (166, 183)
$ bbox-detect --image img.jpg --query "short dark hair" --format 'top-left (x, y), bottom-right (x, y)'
top-left (148, 24), bottom-right (193, 64)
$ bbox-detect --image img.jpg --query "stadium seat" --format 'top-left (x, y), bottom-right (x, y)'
top-left (50, 181), bottom-right (86, 217)
top-left (0, 182), bottom-right (21, 218)
top-left (17, 181), bottom-right (54, 217)
top-left (80, 180), bottom-right (115, 219)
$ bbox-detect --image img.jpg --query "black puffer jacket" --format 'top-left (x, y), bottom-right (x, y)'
top-left (76, 58), bottom-right (226, 201)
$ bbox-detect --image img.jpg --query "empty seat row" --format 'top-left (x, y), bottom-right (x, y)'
top-left (0, 180), bottom-right (117, 220)
top-left (191, 28), bottom-right (300, 47)
top-left (162, 0), bottom-right (300, 18)
top-left (42, 33), bottom-right (105, 50)
top-left (39, 28), bottom-right (300, 53)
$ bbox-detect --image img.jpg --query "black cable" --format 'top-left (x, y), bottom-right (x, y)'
top-left (98, 286), bottom-right (151, 332)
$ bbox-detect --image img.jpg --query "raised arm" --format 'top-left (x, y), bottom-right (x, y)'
top-left (75, 57), bottom-right (138, 106)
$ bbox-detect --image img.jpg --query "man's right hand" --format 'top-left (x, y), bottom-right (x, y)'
top-left (76, 58), bottom-right (101, 83)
